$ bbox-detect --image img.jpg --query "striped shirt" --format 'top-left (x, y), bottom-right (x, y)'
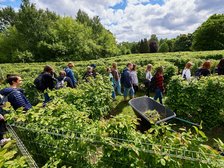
top-left (0, 88), bottom-right (32, 111)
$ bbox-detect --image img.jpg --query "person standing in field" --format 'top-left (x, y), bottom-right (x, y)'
top-left (64, 62), bottom-right (77, 87)
top-left (83, 66), bottom-right (94, 82)
top-left (90, 64), bottom-right (98, 78)
top-left (195, 60), bottom-right (211, 77)
top-left (145, 64), bottom-right (153, 97)
top-left (217, 58), bottom-right (224, 75)
top-left (0, 74), bottom-right (32, 145)
top-left (56, 71), bottom-right (74, 89)
top-left (107, 67), bottom-right (116, 100)
top-left (154, 67), bottom-right (165, 104)
top-left (182, 62), bottom-right (193, 80)
top-left (121, 63), bottom-right (134, 101)
top-left (111, 63), bottom-right (122, 95)
top-left (34, 65), bottom-right (57, 106)
top-left (130, 64), bottom-right (139, 93)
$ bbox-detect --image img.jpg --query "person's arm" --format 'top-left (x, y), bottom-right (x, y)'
top-left (182, 69), bottom-right (185, 78)
top-left (186, 69), bottom-right (191, 79)
top-left (46, 74), bottom-right (55, 90)
top-left (146, 72), bottom-right (149, 80)
top-left (66, 77), bottom-right (74, 88)
top-left (10, 92), bottom-right (29, 111)
top-left (67, 69), bottom-right (76, 85)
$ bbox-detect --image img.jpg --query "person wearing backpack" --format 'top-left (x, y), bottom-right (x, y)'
top-left (144, 64), bottom-right (153, 97)
top-left (111, 63), bottom-right (122, 95)
top-left (56, 71), bottom-right (74, 89)
top-left (121, 63), bottom-right (134, 101)
top-left (34, 65), bottom-right (57, 106)
top-left (0, 74), bottom-right (32, 145)
top-left (195, 61), bottom-right (211, 77)
top-left (154, 67), bottom-right (165, 104)
top-left (182, 62), bottom-right (193, 80)
top-left (217, 58), bottom-right (224, 75)
top-left (64, 62), bottom-right (77, 87)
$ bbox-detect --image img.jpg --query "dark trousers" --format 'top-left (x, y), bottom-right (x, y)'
top-left (0, 120), bottom-right (7, 140)
top-left (133, 85), bottom-right (138, 93)
top-left (154, 88), bottom-right (163, 104)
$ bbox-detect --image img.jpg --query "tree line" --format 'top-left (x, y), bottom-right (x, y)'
top-left (0, 0), bottom-right (119, 63)
top-left (0, 0), bottom-right (224, 63)
top-left (119, 14), bottom-right (224, 54)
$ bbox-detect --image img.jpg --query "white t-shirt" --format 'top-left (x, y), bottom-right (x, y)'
top-left (182, 69), bottom-right (191, 80)
top-left (130, 71), bottom-right (138, 85)
top-left (146, 71), bottom-right (152, 81)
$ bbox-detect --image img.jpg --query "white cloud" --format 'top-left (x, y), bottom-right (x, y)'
top-left (28, 0), bottom-right (224, 42)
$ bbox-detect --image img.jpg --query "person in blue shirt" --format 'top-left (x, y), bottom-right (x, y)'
top-left (64, 62), bottom-right (77, 88)
top-left (0, 74), bottom-right (32, 145)
top-left (121, 63), bottom-right (134, 101)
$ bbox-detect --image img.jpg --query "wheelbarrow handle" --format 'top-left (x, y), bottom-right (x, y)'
top-left (174, 117), bottom-right (200, 127)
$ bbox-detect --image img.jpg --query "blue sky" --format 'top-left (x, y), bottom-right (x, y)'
top-left (111, 0), bottom-right (164, 10)
top-left (0, 0), bottom-right (21, 8)
top-left (1, 0), bottom-right (223, 42)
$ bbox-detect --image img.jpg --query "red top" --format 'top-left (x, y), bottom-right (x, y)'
top-left (155, 74), bottom-right (164, 91)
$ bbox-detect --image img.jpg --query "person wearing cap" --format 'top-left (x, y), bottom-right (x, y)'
top-left (64, 62), bottom-right (77, 87)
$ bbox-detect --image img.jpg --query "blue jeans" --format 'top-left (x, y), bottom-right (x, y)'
top-left (43, 93), bottom-right (51, 106)
top-left (154, 88), bottom-right (163, 104)
top-left (123, 87), bottom-right (135, 98)
top-left (112, 90), bottom-right (116, 100)
top-left (114, 80), bottom-right (122, 94)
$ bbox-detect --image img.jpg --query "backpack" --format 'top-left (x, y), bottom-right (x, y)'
top-left (55, 77), bottom-right (66, 89)
top-left (120, 71), bottom-right (125, 85)
top-left (195, 68), bottom-right (202, 77)
top-left (149, 75), bottom-right (156, 92)
top-left (34, 74), bottom-right (44, 90)
top-left (0, 90), bottom-right (18, 106)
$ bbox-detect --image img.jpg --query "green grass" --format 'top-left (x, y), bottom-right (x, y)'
top-left (110, 91), bottom-right (224, 146)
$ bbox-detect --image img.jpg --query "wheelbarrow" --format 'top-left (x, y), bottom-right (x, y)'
top-left (129, 96), bottom-right (199, 132)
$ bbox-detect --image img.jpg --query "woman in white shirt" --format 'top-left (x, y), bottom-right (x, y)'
top-left (146, 64), bottom-right (153, 81)
top-left (130, 64), bottom-right (139, 93)
top-left (182, 62), bottom-right (193, 80)
top-left (145, 64), bottom-right (153, 96)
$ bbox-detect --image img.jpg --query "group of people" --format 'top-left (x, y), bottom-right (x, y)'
top-left (107, 62), bottom-right (165, 104)
top-left (1, 58), bottom-right (224, 145)
top-left (182, 58), bottom-right (224, 80)
top-left (107, 58), bottom-right (224, 104)
top-left (0, 62), bottom-right (97, 145)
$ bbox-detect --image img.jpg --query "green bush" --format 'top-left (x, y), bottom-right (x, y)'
top-left (166, 76), bottom-right (224, 128)
top-left (0, 141), bottom-right (28, 167)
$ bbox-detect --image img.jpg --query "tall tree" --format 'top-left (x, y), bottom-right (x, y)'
top-left (192, 14), bottom-right (224, 51)
top-left (149, 34), bottom-right (158, 53)
top-left (0, 7), bottom-right (17, 32)
top-left (139, 38), bottom-right (150, 53)
top-left (159, 42), bottom-right (169, 53)
top-left (173, 34), bottom-right (192, 51)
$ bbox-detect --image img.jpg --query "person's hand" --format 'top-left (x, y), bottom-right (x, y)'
top-left (0, 114), bottom-right (4, 121)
